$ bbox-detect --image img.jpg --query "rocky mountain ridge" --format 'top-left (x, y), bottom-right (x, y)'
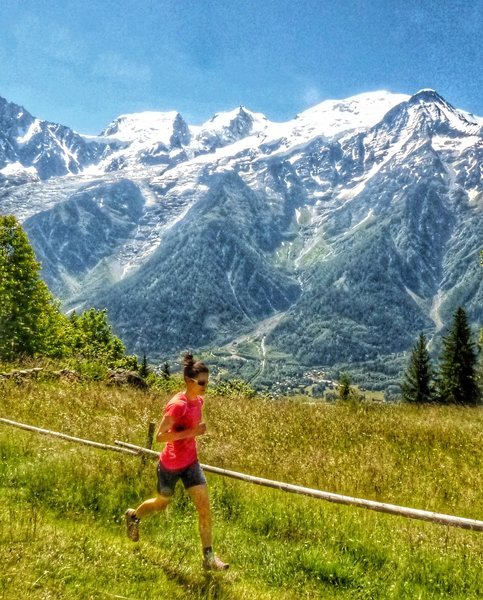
top-left (1, 89), bottom-right (481, 389)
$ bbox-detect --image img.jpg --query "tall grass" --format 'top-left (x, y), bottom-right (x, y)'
top-left (1, 375), bottom-right (482, 599)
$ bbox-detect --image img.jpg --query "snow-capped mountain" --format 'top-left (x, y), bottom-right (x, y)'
top-left (0, 96), bottom-right (105, 183)
top-left (193, 106), bottom-right (271, 149)
top-left (278, 90), bottom-right (411, 141)
top-left (94, 111), bottom-right (192, 172)
top-left (0, 90), bottom-right (415, 183)
top-left (1, 89), bottom-right (482, 388)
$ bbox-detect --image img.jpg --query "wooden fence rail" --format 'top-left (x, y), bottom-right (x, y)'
top-left (1, 416), bottom-right (482, 532)
top-left (114, 440), bottom-right (483, 533)
top-left (0, 417), bottom-right (138, 455)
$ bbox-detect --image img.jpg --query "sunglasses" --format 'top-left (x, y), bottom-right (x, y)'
top-left (189, 377), bottom-right (208, 386)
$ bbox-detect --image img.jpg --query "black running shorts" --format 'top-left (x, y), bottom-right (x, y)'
top-left (156, 460), bottom-right (207, 497)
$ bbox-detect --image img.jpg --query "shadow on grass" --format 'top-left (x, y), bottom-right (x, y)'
top-left (134, 546), bottom-right (237, 600)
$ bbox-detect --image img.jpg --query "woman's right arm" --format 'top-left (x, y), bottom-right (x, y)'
top-left (156, 415), bottom-right (206, 443)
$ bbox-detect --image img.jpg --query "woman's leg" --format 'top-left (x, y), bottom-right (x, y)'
top-left (187, 484), bottom-right (212, 548)
top-left (187, 484), bottom-right (229, 570)
top-left (125, 494), bottom-right (170, 541)
top-left (135, 494), bottom-right (170, 518)
top-left (135, 461), bottom-right (176, 517)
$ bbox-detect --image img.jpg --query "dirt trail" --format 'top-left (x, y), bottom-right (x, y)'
top-left (222, 312), bottom-right (286, 382)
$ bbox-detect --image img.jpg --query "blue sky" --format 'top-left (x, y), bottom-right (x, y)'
top-left (1, 0), bottom-right (481, 134)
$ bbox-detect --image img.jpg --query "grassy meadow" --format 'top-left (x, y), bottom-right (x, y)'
top-left (1, 372), bottom-right (482, 599)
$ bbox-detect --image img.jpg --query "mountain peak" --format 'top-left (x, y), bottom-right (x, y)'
top-left (205, 106), bottom-right (268, 128)
top-left (0, 95), bottom-right (33, 123)
top-left (409, 89), bottom-right (450, 107)
top-left (99, 111), bottom-right (188, 145)
top-left (413, 88), bottom-right (439, 97)
top-left (405, 89), bottom-right (479, 130)
top-left (288, 90), bottom-right (410, 139)
top-left (195, 106), bottom-right (270, 148)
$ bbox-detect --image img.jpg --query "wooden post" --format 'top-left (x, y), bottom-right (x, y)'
top-left (141, 421), bottom-right (156, 467)
top-left (146, 421), bottom-right (156, 450)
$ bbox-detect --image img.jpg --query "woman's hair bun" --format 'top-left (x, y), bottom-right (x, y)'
top-left (183, 352), bottom-right (194, 368)
top-left (182, 352), bottom-right (209, 379)
top-left (183, 352), bottom-right (210, 379)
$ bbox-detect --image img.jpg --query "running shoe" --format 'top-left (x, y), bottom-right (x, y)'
top-left (203, 551), bottom-right (229, 571)
top-left (125, 508), bottom-right (140, 542)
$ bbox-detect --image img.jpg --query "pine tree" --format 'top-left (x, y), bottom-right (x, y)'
top-left (0, 215), bottom-right (67, 360)
top-left (139, 354), bottom-right (150, 378)
top-left (338, 372), bottom-right (352, 401)
top-left (401, 332), bottom-right (434, 403)
top-left (160, 361), bottom-right (170, 379)
top-left (438, 307), bottom-right (481, 405)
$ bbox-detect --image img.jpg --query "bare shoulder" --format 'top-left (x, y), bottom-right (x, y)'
top-left (167, 391), bottom-right (187, 406)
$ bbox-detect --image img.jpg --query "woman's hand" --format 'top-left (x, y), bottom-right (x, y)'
top-left (194, 422), bottom-right (207, 436)
top-left (156, 417), bottom-right (207, 443)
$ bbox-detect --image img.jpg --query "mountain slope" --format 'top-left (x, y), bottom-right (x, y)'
top-left (91, 172), bottom-right (301, 354)
top-left (266, 90), bottom-right (482, 366)
top-left (1, 89), bottom-right (481, 386)
top-left (23, 179), bottom-right (145, 298)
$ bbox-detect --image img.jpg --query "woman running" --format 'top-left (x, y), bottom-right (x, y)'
top-left (125, 353), bottom-right (228, 571)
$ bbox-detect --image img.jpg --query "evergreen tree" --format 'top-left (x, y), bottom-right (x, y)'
top-left (160, 361), bottom-right (170, 379)
top-left (338, 372), bottom-right (352, 401)
top-left (438, 307), bottom-right (481, 405)
top-left (401, 332), bottom-right (434, 403)
top-left (0, 215), bottom-right (68, 360)
top-left (139, 354), bottom-right (150, 378)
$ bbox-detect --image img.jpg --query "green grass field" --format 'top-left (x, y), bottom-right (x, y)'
top-left (1, 374), bottom-right (482, 599)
